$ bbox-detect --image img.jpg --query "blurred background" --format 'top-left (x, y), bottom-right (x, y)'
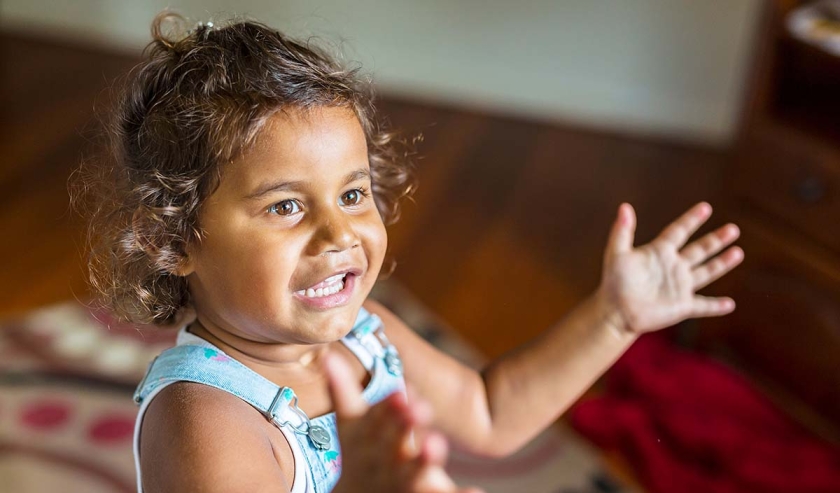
top-left (1, 1), bottom-right (839, 492)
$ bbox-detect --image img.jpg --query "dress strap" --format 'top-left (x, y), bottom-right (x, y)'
top-left (133, 343), bottom-right (317, 492)
top-left (134, 344), bottom-right (335, 451)
top-left (340, 308), bottom-right (403, 377)
top-left (133, 307), bottom-right (396, 452)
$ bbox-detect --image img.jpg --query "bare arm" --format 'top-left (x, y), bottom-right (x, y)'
top-left (374, 202), bottom-right (744, 457)
top-left (369, 293), bottom-right (632, 458)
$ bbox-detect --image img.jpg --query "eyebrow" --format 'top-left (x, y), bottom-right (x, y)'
top-left (245, 167), bottom-right (372, 201)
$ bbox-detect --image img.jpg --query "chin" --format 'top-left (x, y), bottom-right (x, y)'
top-left (295, 303), bottom-right (363, 343)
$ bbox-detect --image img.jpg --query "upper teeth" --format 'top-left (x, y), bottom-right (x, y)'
top-left (322, 274), bottom-right (345, 284)
top-left (296, 274), bottom-right (346, 298)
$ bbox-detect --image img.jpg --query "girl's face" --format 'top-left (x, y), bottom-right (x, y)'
top-left (182, 107), bottom-right (387, 346)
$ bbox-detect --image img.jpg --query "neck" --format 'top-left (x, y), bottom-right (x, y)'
top-left (187, 317), bottom-right (330, 383)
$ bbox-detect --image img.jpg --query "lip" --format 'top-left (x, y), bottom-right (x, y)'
top-left (296, 267), bottom-right (363, 292)
top-left (293, 272), bottom-right (359, 310)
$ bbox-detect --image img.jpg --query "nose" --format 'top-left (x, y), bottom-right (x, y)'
top-left (307, 208), bottom-right (360, 257)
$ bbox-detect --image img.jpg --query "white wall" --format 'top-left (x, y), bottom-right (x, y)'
top-left (0, 0), bottom-right (762, 146)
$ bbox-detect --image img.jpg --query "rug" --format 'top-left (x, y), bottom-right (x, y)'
top-left (0, 281), bottom-right (638, 493)
top-left (569, 332), bottom-right (840, 493)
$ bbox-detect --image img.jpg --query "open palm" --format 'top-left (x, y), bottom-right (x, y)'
top-left (599, 202), bottom-right (744, 334)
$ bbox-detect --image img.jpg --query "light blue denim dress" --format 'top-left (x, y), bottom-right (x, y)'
top-left (132, 307), bottom-right (405, 493)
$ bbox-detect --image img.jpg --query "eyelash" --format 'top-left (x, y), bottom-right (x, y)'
top-left (340, 187), bottom-right (371, 206)
top-left (267, 187), bottom-right (371, 216)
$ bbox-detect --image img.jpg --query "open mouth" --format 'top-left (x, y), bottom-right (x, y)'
top-left (294, 273), bottom-right (349, 299)
top-left (292, 267), bottom-right (362, 309)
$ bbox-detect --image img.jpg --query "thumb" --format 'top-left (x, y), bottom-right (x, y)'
top-left (324, 352), bottom-right (368, 419)
top-left (605, 202), bottom-right (636, 258)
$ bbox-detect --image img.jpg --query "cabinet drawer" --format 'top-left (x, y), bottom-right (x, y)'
top-left (730, 124), bottom-right (840, 255)
top-left (698, 216), bottom-right (840, 432)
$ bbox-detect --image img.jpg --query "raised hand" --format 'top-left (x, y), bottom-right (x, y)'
top-left (599, 202), bottom-right (744, 335)
top-left (325, 353), bottom-right (482, 493)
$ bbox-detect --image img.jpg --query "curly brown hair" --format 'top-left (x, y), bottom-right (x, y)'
top-left (79, 11), bottom-right (416, 326)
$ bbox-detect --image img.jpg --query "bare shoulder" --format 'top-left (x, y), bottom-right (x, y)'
top-left (139, 382), bottom-right (293, 493)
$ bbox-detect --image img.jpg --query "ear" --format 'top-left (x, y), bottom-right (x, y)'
top-left (174, 250), bottom-right (195, 277)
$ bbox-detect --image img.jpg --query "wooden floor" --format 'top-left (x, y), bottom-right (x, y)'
top-left (0, 32), bottom-right (731, 362)
top-left (0, 30), bottom-right (757, 493)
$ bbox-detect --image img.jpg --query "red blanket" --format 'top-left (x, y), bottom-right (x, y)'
top-left (570, 334), bottom-right (840, 493)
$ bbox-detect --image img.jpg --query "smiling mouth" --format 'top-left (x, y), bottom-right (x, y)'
top-left (292, 272), bottom-right (359, 309)
top-left (295, 273), bottom-right (349, 299)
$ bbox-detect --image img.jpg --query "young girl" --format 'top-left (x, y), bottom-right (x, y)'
top-left (85, 12), bottom-right (744, 493)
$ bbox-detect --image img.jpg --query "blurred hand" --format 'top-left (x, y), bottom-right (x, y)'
top-left (325, 353), bottom-right (483, 493)
top-left (599, 202), bottom-right (744, 335)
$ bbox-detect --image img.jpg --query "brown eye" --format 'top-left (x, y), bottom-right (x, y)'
top-left (268, 200), bottom-right (300, 215)
top-left (340, 189), bottom-right (363, 206)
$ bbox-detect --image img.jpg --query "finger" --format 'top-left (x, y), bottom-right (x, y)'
top-left (405, 433), bottom-right (485, 493)
top-left (681, 223), bottom-right (740, 267)
top-left (411, 432), bottom-right (457, 492)
top-left (407, 393), bottom-right (434, 429)
top-left (413, 466), bottom-right (458, 493)
top-left (323, 352), bottom-right (368, 419)
top-left (380, 390), bottom-right (436, 434)
top-left (418, 431), bottom-right (449, 467)
top-left (404, 384), bottom-right (434, 428)
top-left (415, 434), bottom-right (486, 493)
top-left (692, 246), bottom-right (744, 290)
top-left (396, 390), bottom-right (434, 458)
top-left (377, 392), bottom-right (424, 458)
top-left (358, 390), bottom-right (432, 460)
top-left (656, 202), bottom-right (712, 249)
top-left (605, 203), bottom-right (636, 258)
top-left (689, 295), bottom-right (736, 318)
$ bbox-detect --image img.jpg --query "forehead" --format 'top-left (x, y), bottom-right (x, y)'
top-left (224, 106), bottom-right (369, 190)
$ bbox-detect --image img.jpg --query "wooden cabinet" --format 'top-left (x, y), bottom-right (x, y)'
top-left (698, 0), bottom-right (840, 439)
top-left (732, 121), bottom-right (840, 254)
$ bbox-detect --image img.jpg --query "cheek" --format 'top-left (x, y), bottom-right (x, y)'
top-left (242, 235), bottom-right (306, 282)
top-left (199, 228), bottom-right (301, 288)
top-left (363, 217), bottom-right (388, 265)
